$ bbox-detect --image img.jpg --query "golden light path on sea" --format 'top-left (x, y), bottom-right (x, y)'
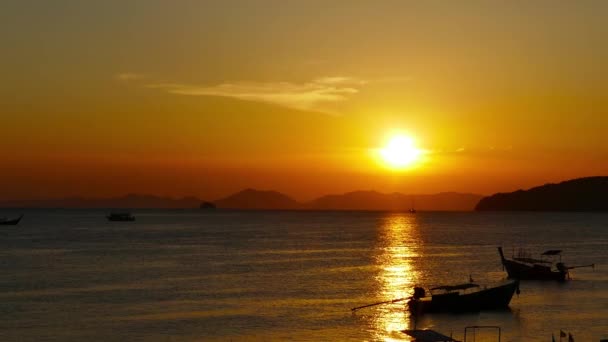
top-left (373, 214), bottom-right (421, 341)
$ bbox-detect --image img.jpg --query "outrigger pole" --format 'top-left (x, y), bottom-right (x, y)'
top-left (351, 297), bottom-right (409, 312)
top-left (567, 263), bottom-right (594, 270)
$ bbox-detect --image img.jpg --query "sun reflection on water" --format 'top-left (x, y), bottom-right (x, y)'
top-left (373, 213), bottom-right (422, 341)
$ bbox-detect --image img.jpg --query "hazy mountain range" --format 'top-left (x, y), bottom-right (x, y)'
top-left (0, 194), bottom-right (203, 209)
top-left (4, 176), bottom-right (605, 211)
top-left (0, 189), bottom-right (482, 211)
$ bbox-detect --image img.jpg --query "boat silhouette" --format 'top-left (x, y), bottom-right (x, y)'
top-left (408, 279), bottom-right (519, 314)
top-left (0, 214), bottom-right (23, 225)
top-left (498, 247), bottom-right (594, 281)
top-left (106, 212), bottom-right (135, 222)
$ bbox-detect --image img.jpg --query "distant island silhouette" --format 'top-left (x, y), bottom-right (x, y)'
top-left (0, 190), bottom-right (481, 211)
top-left (213, 189), bottom-right (481, 211)
top-left (304, 191), bottom-right (480, 211)
top-left (5, 176), bottom-right (605, 211)
top-left (214, 189), bottom-right (302, 210)
top-left (0, 194), bottom-right (203, 209)
top-left (475, 176), bottom-right (608, 211)
top-left (200, 201), bottom-right (217, 209)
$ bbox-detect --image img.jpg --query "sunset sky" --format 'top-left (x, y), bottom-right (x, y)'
top-left (2, 1), bottom-right (608, 201)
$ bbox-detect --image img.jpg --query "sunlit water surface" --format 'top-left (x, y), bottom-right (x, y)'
top-left (1, 210), bottom-right (607, 341)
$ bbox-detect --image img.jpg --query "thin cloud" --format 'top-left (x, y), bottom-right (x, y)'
top-left (146, 77), bottom-right (365, 114)
top-left (314, 76), bottom-right (367, 86)
top-left (115, 72), bottom-right (145, 81)
top-left (430, 146), bottom-right (515, 158)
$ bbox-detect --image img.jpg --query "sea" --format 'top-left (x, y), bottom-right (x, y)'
top-left (1, 209), bottom-right (607, 341)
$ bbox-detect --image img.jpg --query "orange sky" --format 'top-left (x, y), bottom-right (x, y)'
top-left (2, 1), bottom-right (608, 201)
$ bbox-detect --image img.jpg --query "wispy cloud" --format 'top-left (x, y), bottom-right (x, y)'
top-left (146, 77), bottom-right (365, 114)
top-left (115, 72), bottom-right (145, 81)
top-left (430, 146), bottom-right (515, 159)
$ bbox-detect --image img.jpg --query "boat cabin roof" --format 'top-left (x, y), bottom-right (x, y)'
top-left (402, 329), bottom-right (460, 342)
top-left (430, 283), bottom-right (479, 292)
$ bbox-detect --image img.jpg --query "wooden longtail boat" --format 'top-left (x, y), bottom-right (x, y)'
top-left (402, 325), bottom-right (502, 342)
top-left (402, 329), bottom-right (459, 342)
top-left (497, 247), bottom-right (594, 281)
top-left (0, 214), bottom-right (23, 225)
top-left (408, 279), bottom-right (519, 314)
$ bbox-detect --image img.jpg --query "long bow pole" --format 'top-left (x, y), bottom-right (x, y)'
top-left (351, 297), bottom-right (409, 312)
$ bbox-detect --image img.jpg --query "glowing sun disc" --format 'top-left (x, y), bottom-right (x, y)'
top-left (380, 135), bottom-right (421, 168)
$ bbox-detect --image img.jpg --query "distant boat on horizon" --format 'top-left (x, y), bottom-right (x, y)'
top-left (106, 212), bottom-right (135, 222)
top-left (0, 214), bottom-right (23, 225)
top-left (409, 199), bottom-right (416, 213)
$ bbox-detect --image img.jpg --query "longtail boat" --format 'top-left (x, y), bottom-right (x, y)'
top-left (498, 247), bottom-right (594, 281)
top-left (408, 279), bottom-right (519, 315)
top-left (402, 329), bottom-right (459, 342)
top-left (402, 325), bottom-right (502, 342)
top-left (0, 214), bottom-right (23, 225)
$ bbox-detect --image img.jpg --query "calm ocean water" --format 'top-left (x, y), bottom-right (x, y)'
top-left (1, 210), bottom-right (607, 341)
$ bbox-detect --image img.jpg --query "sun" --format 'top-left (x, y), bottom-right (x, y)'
top-left (379, 135), bottom-right (422, 169)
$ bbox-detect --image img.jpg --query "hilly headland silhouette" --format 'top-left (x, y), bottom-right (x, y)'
top-left (475, 176), bottom-right (608, 211)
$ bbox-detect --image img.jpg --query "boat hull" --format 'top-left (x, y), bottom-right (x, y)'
top-left (501, 259), bottom-right (566, 281)
top-left (408, 280), bottom-right (519, 314)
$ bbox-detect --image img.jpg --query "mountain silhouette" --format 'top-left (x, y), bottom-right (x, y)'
top-left (0, 194), bottom-right (203, 209)
top-left (307, 191), bottom-right (481, 211)
top-left (212, 189), bottom-right (481, 211)
top-left (475, 176), bottom-right (608, 211)
top-left (213, 188), bottom-right (302, 210)
top-left (0, 189), bottom-right (482, 211)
